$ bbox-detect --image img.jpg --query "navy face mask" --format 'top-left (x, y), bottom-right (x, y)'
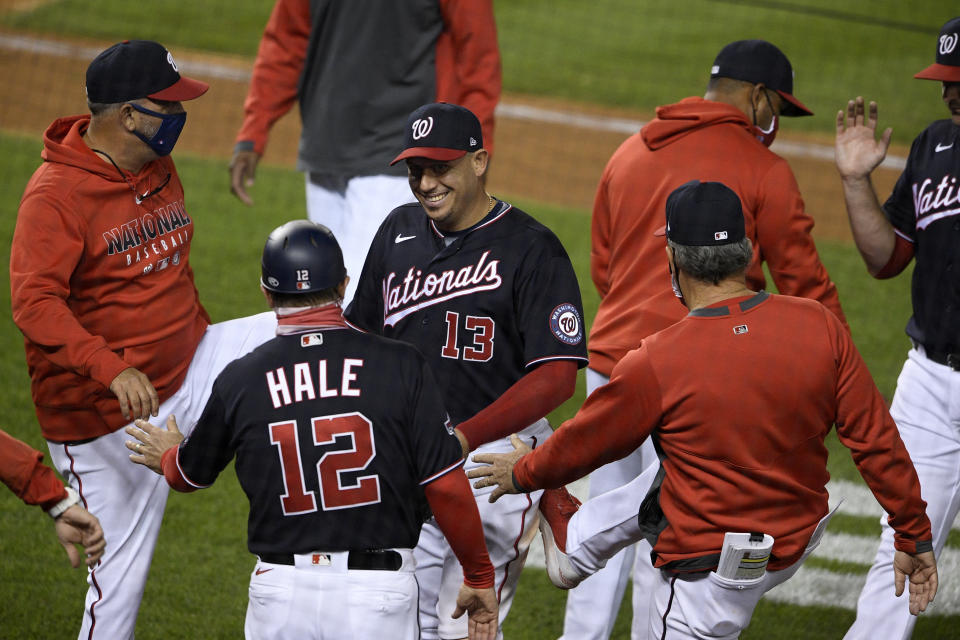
top-left (128, 103), bottom-right (187, 156)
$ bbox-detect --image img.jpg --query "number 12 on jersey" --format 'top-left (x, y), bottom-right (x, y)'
top-left (269, 412), bottom-right (381, 516)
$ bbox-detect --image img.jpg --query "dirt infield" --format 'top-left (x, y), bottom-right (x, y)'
top-left (0, 30), bottom-right (905, 243)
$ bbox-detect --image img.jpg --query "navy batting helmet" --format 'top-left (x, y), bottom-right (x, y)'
top-left (260, 220), bottom-right (346, 294)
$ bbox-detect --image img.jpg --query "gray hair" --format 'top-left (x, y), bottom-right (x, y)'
top-left (668, 238), bottom-right (753, 285)
top-left (87, 101), bottom-right (122, 117)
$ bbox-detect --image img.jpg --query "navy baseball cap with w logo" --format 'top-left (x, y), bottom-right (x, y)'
top-left (915, 17), bottom-right (960, 82)
top-left (710, 39), bottom-right (812, 117)
top-left (391, 102), bottom-right (483, 165)
top-left (86, 40), bottom-right (209, 104)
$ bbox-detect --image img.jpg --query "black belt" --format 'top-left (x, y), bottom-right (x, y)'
top-left (258, 549), bottom-right (403, 571)
top-left (922, 347), bottom-right (960, 371)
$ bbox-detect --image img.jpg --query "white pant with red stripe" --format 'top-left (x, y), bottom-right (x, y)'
top-left (561, 368), bottom-right (659, 640)
top-left (416, 419), bottom-right (552, 640)
top-left (305, 174), bottom-right (412, 305)
top-left (645, 512), bottom-right (830, 640)
top-left (245, 550), bottom-right (418, 639)
top-left (844, 346), bottom-right (960, 640)
top-left (562, 468), bottom-right (832, 640)
top-left (47, 312), bottom-right (277, 640)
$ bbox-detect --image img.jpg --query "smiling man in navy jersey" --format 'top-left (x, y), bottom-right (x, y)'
top-left (345, 102), bottom-right (589, 640)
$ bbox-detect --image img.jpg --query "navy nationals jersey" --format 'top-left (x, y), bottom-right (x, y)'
top-left (172, 321), bottom-right (463, 555)
top-left (883, 119), bottom-right (960, 352)
top-left (345, 199), bottom-right (589, 426)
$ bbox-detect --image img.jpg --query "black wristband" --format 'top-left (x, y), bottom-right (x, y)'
top-left (511, 470), bottom-right (532, 493)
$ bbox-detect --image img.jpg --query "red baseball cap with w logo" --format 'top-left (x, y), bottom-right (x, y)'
top-left (85, 40), bottom-right (209, 104)
top-left (915, 17), bottom-right (960, 82)
top-left (391, 102), bottom-right (483, 165)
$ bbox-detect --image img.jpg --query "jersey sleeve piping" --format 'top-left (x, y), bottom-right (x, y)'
top-left (175, 446), bottom-right (213, 490)
top-left (419, 457), bottom-right (465, 486)
top-left (342, 318), bottom-right (369, 333)
top-left (892, 228), bottom-right (915, 243)
top-left (526, 354), bottom-right (589, 368)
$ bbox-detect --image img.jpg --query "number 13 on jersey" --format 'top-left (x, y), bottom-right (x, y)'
top-left (441, 311), bottom-right (495, 361)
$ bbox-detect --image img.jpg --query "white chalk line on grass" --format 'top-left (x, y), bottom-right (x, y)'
top-left (0, 32), bottom-right (907, 170)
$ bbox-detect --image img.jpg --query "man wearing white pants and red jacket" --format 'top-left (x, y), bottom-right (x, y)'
top-left (229, 0), bottom-right (501, 304)
top-left (573, 38), bottom-right (848, 639)
top-left (471, 181), bottom-right (937, 640)
top-left (11, 40), bottom-right (277, 639)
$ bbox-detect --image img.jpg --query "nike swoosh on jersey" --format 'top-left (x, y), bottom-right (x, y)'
top-left (255, 568), bottom-right (274, 575)
top-left (935, 142), bottom-right (954, 152)
top-left (395, 233), bottom-right (417, 243)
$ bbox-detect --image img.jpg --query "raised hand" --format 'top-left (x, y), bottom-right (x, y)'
top-left (835, 96), bottom-right (893, 180)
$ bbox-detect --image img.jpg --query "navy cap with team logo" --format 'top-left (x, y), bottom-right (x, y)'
top-left (915, 17), bottom-right (960, 82)
top-left (85, 40), bottom-right (209, 104)
top-left (391, 102), bottom-right (483, 165)
top-left (710, 39), bottom-right (812, 117)
top-left (655, 181), bottom-right (745, 246)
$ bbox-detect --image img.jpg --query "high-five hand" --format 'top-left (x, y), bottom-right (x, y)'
top-left (467, 434), bottom-right (532, 502)
top-left (835, 96), bottom-right (893, 180)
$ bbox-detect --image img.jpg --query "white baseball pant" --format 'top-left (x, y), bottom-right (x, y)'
top-left (646, 509), bottom-right (833, 640)
top-left (305, 174), bottom-right (412, 305)
top-left (561, 368), bottom-right (659, 640)
top-left (47, 312), bottom-right (277, 640)
top-left (416, 419), bottom-right (553, 640)
top-left (244, 549), bottom-right (418, 639)
top-left (844, 346), bottom-right (960, 640)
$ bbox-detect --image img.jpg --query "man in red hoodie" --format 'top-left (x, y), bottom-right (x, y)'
top-left (10, 41), bottom-right (276, 639)
top-left (564, 40), bottom-right (849, 639)
top-left (229, 0), bottom-right (501, 305)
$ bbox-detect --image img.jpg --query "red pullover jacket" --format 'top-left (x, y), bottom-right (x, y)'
top-left (588, 98), bottom-right (848, 376)
top-left (236, 0), bottom-right (501, 175)
top-left (0, 429), bottom-right (67, 509)
top-left (517, 293), bottom-right (931, 572)
top-left (11, 116), bottom-right (209, 442)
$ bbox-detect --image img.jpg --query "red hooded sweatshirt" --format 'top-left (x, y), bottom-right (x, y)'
top-left (11, 115), bottom-right (209, 442)
top-left (588, 98), bottom-right (847, 376)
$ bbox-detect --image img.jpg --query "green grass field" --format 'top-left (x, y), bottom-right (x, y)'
top-left (1, 1), bottom-right (959, 637)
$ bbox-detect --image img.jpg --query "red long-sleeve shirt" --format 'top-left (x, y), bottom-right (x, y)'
top-left (516, 293), bottom-right (930, 571)
top-left (0, 429), bottom-right (67, 510)
top-left (236, 0), bottom-right (501, 171)
top-left (588, 98), bottom-right (848, 376)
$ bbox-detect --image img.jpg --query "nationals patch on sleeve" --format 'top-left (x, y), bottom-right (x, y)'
top-left (549, 303), bottom-right (583, 345)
